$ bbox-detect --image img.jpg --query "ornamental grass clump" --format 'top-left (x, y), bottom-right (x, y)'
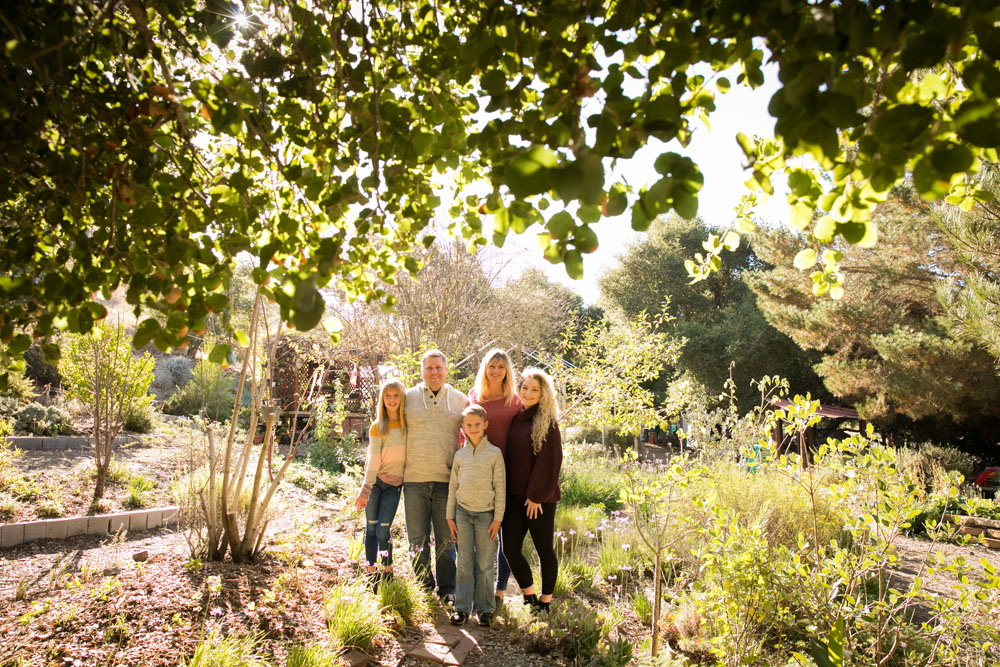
top-left (378, 574), bottom-right (430, 628)
top-left (324, 581), bottom-right (388, 653)
top-left (285, 643), bottom-right (339, 667)
top-left (186, 631), bottom-right (272, 667)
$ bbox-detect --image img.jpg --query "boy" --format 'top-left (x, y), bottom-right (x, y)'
top-left (446, 404), bottom-right (506, 626)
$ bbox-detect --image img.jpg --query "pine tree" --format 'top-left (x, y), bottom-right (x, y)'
top-left (748, 186), bottom-right (1000, 445)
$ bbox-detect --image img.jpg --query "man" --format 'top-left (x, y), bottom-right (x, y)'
top-left (403, 349), bottom-right (469, 605)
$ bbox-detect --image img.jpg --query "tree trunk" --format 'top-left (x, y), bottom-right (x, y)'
top-left (651, 548), bottom-right (662, 657)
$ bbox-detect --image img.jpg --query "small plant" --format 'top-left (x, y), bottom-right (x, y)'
top-left (378, 575), bottom-right (430, 627)
top-left (0, 491), bottom-right (18, 519)
top-left (631, 590), bottom-right (653, 625)
top-left (15, 576), bottom-right (30, 601)
top-left (186, 631), bottom-right (272, 667)
top-left (286, 642), bottom-right (340, 667)
top-left (52, 603), bottom-right (78, 629)
top-left (104, 614), bottom-right (131, 645)
top-left (106, 457), bottom-right (130, 484)
top-left (324, 581), bottom-right (388, 653)
top-left (13, 402), bottom-right (73, 436)
top-left (123, 473), bottom-right (155, 509)
top-left (37, 496), bottom-right (65, 517)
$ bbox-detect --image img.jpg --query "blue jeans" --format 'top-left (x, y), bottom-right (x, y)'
top-left (403, 481), bottom-right (456, 595)
top-left (365, 479), bottom-right (402, 567)
top-left (496, 537), bottom-right (512, 593)
top-left (455, 505), bottom-right (496, 614)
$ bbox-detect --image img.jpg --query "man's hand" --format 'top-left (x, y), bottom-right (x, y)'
top-left (525, 499), bottom-right (542, 520)
top-left (354, 495), bottom-right (367, 512)
top-left (488, 520), bottom-right (501, 540)
top-left (448, 518), bottom-right (458, 542)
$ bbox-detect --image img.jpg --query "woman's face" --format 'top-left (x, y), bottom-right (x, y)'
top-left (519, 377), bottom-right (542, 408)
top-left (485, 358), bottom-right (507, 385)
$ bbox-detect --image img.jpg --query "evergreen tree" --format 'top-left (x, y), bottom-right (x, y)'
top-left (748, 187), bottom-right (1000, 446)
top-left (599, 215), bottom-right (826, 408)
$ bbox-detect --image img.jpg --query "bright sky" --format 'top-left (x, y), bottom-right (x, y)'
top-left (497, 63), bottom-right (787, 305)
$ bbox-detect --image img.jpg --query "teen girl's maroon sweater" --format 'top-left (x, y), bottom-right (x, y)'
top-left (505, 404), bottom-right (562, 504)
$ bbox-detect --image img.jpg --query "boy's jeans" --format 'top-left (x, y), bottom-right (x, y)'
top-left (364, 478), bottom-right (402, 567)
top-left (455, 505), bottom-right (496, 615)
top-left (404, 481), bottom-right (456, 595)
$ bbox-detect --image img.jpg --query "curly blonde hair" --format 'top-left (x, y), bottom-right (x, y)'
top-left (519, 367), bottom-right (558, 454)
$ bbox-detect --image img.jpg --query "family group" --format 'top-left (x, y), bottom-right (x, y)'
top-left (353, 348), bottom-right (562, 627)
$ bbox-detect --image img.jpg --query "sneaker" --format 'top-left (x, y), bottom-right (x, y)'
top-left (441, 592), bottom-right (456, 608)
top-left (477, 611), bottom-right (494, 627)
top-left (449, 611), bottom-right (469, 626)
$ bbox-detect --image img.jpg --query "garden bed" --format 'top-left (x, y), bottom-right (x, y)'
top-left (1, 438), bottom-right (180, 525)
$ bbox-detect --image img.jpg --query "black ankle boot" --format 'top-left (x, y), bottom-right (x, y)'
top-left (523, 593), bottom-right (542, 614)
top-left (536, 599), bottom-right (551, 613)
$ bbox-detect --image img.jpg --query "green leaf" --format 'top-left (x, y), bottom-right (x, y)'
top-left (573, 225), bottom-right (599, 253)
top-left (7, 334), bottom-right (31, 356)
top-left (722, 231), bottom-right (740, 251)
top-left (291, 281), bottom-right (326, 331)
top-left (208, 343), bottom-right (232, 366)
top-left (794, 248), bottom-right (818, 270)
top-left (546, 211), bottom-right (575, 240)
top-left (505, 147), bottom-right (557, 199)
top-left (564, 250), bottom-right (584, 280)
top-left (930, 143), bottom-right (974, 176)
top-left (133, 318), bottom-right (160, 349)
top-left (673, 190), bottom-right (698, 220)
top-left (605, 186), bottom-right (628, 217)
top-left (234, 329), bottom-right (250, 347)
top-left (873, 104), bottom-right (933, 145)
top-left (839, 221), bottom-right (877, 247)
top-left (814, 215), bottom-right (837, 242)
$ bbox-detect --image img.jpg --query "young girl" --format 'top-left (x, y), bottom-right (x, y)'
top-left (355, 379), bottom-right (407, 589)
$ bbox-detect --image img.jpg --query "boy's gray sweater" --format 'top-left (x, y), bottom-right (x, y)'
top-left (447, 438), bottom-right (506, 522)
top-left (403, 382), bottom-right (469, 484)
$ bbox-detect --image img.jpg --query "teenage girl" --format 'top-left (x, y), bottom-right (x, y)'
top-left (355, 379), bottom-right (407, 589)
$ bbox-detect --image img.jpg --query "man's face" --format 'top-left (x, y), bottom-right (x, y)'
top-left (422, 355), bottom-right (447, 391)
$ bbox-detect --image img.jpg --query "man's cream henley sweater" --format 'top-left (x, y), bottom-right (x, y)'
top-left (403, 382), bottom-right (469, 484)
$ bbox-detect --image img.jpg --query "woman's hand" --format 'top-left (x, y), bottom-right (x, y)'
top-left (354, 495), bottom-right (367, 512)
top-left (488, 520), bottom-right (501, 540)
top-left (448, 518), bottom-right (459, 542)
top-left (525, 499), bottom-right (543, 520)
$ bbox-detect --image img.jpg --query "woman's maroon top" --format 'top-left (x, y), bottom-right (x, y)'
top-left (505, 404), bottom-right (562, 504)
top-left (469, 388), bottom-right (522, 454)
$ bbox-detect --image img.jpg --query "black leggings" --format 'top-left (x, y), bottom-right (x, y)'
top-left (501, 493), bottom-right (558, 596)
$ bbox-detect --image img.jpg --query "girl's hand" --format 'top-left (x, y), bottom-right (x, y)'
top-left (488, 520), bottom-right (501, 540)
top-left (525, 499), bottom-right (542, 520)
top-left (448, 518), bottom-right (458, 542)
top-left (354, 495), bottom-right (367, 512)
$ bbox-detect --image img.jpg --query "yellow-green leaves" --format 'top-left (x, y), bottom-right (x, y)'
top-left (504, 146), bottom-right (557, 199)
top-left (793, 249), bottom-right (817, 270)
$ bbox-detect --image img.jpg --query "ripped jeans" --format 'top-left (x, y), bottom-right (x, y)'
top-left (365, 478), bottom-right (402, 567)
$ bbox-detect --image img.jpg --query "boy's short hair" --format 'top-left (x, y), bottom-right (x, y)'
top-left (461, 404), bottom-right (488, 422)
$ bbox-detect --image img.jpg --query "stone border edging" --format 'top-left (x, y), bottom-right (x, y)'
top-left (9, 434), bottom-right (147, 451)
top-left (0, 505), bottom-right (179, 549)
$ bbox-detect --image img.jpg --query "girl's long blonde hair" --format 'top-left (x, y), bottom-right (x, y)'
top-left (519, 367), bottom-right (558, 454)
top-left (374, 379), bottom-right (407, 437)
top-left (473, 348), bottom-right (516, 405)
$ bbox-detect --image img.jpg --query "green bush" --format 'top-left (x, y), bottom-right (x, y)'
top-left (1, 367), bottom-right (37, 403)
top-left (14, 402), bottom-right (73, 436)
top-left (122, 401), bottom-right (155, 433)
top-left (123, 474), bottom-right (155, 509)
top-left (186, 631), bottom-right (272, 667)
top-left (324, 582), bottom-right (388, 652)
top-left (286, 643), bottom-right (338, 667)
top-left (899, 441), bottom-right (981, 489)
top-left (378, 575), bottom-right (430, 627)
top-left (162, 358), bottom-right (238, 422)
top-left (24, 344), bottom-right (62, 389)
top-left (560, 462), bottom-right (624, 514)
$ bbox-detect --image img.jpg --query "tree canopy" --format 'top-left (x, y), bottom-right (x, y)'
top-left (599, 215), bottom-right (825, 407)
top-left (748, 186), bottom-right (1000, 445)
top-left (3, 0), bottom-right (1000, 382)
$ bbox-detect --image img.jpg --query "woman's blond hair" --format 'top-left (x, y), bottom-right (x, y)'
top-left (374, 379), bottom-right (407, 437)
top-left (473, 348), bottom-right (516, 405)
top-left (519, 367), bottom-right (558, 454)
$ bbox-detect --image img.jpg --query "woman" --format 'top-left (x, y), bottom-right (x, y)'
top-left (469, 348), bottom-right (522, 605)
top-left (501, 367), bottom-right (562, 613)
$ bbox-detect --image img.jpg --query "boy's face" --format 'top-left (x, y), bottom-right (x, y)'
top-left (462, 414), bottom-right (487, 443)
